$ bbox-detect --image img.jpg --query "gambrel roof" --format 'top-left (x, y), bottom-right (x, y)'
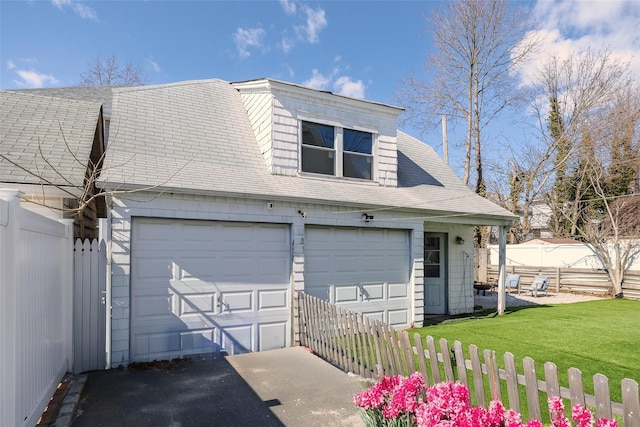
top-left (0, 90), bottom-right (102, 188)
top-left (98, 78), bottom-right (515, 225)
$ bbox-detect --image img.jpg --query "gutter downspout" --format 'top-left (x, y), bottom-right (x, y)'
top-left (100, 197), bottom-right (113, 369)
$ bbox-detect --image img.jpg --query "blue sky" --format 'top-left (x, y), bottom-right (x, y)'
top-left (2, 0), bottom-right (639, 179)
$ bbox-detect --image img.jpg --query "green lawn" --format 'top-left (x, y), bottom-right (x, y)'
top-left (408, 298), bottom-right (640, 405)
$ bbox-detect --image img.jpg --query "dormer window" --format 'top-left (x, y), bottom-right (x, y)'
top-left (301, 121), bottom-right (335, 175)
top-left (301, 120), bottom-right (374, 180)
top-left (343, 128), bottom-right (373, 180)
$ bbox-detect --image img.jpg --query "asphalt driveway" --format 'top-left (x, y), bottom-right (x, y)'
top-left (71, 347), bottom-right (366, 427)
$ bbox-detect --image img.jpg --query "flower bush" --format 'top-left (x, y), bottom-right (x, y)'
top-left (353, 374), bottom-right (618, 427)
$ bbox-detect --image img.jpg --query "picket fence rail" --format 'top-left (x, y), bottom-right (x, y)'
top-left (297, 292), bottom-right (640, 426)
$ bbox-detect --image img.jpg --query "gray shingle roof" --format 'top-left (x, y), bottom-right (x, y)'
top-left (0, 90), bottom-right (102, 187)
top-left (99, 78), bottom-right (515, 223)
top-left (5, 86), bottom-right (115, 116)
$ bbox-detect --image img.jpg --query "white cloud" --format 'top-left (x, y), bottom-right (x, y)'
top-left (51, 0), bottom-right (97, 21)
top-left (51, 0), bottom-right (72, 8)
top-left (73, 2), bottom-right (97, 20)
top-left (15, 70), bottom-right (59, 88)
top-left (515, 0), bottom-right (640, 85)
top-left (302, 69), bottom-right (332, 90)
top-left (279, 36), bottom-right (294, 53)
top-left (7, 60), bottom-right (16, 70)
top-left (148, 57), bottom-right (161, 73)
top-left (333, 76), bottom-right (365, 99)
top-left (295, 6), bottom-right (327, 44)
top-left (233, 27), bottom-right (266, 58)
top-left (280, 0), bottom-right (297, 15)
top-left (302, 69), bottom-right (366, 99)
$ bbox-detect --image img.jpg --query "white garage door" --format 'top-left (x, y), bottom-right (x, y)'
top-left (130, 218), bottom-right (291, 362)
top-left (303, 226), bottom-right (411, 327)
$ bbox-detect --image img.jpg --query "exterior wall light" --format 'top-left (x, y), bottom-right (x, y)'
top-left (362, 213), bottom-right (374, 222)
top-left (456, 236), bottom-right (465, 245)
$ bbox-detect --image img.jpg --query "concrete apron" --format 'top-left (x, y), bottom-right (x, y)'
top-left (69, 346), bottom-right (366, 427)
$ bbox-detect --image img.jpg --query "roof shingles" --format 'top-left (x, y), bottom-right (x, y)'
top-left (99, 78), bottom-right (514, 223)
top-left (0, 90), bottom-right (102, 187)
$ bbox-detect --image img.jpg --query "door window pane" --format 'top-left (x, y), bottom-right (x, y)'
top-left (424, 237), bottom-right (440, 250)
top-left (424, 265), bottom-right (440, 278)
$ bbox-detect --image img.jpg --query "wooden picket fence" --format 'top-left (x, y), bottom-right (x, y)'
top-left (297, 292), bottom-right (640, 426)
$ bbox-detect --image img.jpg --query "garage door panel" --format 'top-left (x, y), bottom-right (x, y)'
top-left (258, 289), bottom-right (288, 310)
top-left (180, 329), bottom-right (216, 347)
top-left (304, 226), bottom-right (411, 329)
top-left (256, 256), bottom-right (291, 280)
top-left (388, 283), bottom-right (408, 299)
top-left (306, 286), bottom-right (330, 301)
top-left (134, 257), bottom-right (172, 279)
top-left (362, 311), bottom-right (384, 323)
top-left (221, 324), bottom-right (253, 355)
top-left (221, 291), bottom-right (253, 312)
top-left (388, 310), bottom-right (408, 326)
top-left (131, 219), bottom-right (291, 361)
top-left (361, 283), bottom-right (384, 300)
top-left (259, 322), bottom-right (288, 351)
top-left (133, 294), bottom-right (174, 317)
top-left (179, 293), bottom-right (216, 315)
top-left (335, 285), bottom-right (359, 303)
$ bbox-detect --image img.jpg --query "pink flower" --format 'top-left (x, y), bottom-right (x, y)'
top-left (572, 404), bottom-right (594, 427)
top-left (354, 378), bottom-right (619, 427)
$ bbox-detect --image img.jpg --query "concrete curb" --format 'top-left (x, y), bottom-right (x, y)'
top-left (52, 374), bottom-right (87, 427)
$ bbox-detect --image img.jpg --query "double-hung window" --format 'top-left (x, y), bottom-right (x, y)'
top-left (301, 120), bottom-right (374, 180)
top-left (343, 128), bottom-right (373, 180)
top-left (301, 121), bottom-right (335, 176)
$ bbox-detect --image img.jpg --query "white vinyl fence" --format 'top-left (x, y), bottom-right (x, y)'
top-left (0, 190), bottom-right (74, 427)
top-left (73, 238), bottom-right (107, 374)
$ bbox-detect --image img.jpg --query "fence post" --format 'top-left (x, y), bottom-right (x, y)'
top-left (59, 219), bottom-right (74, 373)
top-left (0, 189), bottom-right (21, 427)
top-left (622, 379), bottom-right (640, 427)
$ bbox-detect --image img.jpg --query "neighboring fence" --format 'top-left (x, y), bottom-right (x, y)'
top-left (486, 265), bottom-right (640, 300)
top-left (73, 238), bottom-right (107, 373)
top-left (297, 292), bottom-right (640, 426)
top-left (0, 190), bottom-right (74, 427)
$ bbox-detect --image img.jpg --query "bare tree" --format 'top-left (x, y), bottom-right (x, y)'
top-left (1, 121), bottom-right (192, 238)
top-left (563, 161), bottom-right (640, 297)
top-left (520, 51), bottom-right (640, 294)
top-left (504, 48), bottom-right (636, 243)
top-left (396, 0), bottom-right (539, 196)
top-left (80, 54), bottom-right (146, 86)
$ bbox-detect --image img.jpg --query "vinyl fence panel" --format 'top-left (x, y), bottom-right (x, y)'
top-left (0, 190), bottom-right (74, 427)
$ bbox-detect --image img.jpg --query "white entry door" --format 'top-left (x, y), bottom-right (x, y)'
top-left (424, 232), bottom-right (447, 315)
top-left (130, 218), bottom-right (291, 362)
top-left (303, 226), bottom-right (411, 328)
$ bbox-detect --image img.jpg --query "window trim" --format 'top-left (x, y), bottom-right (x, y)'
top-left (299, 119), bottom-right (377, 181)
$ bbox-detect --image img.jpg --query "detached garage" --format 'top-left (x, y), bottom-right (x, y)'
top-left (129, 218), bottom-right (291, 361)
top-left (95, 78), bottom-right (515, 367)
